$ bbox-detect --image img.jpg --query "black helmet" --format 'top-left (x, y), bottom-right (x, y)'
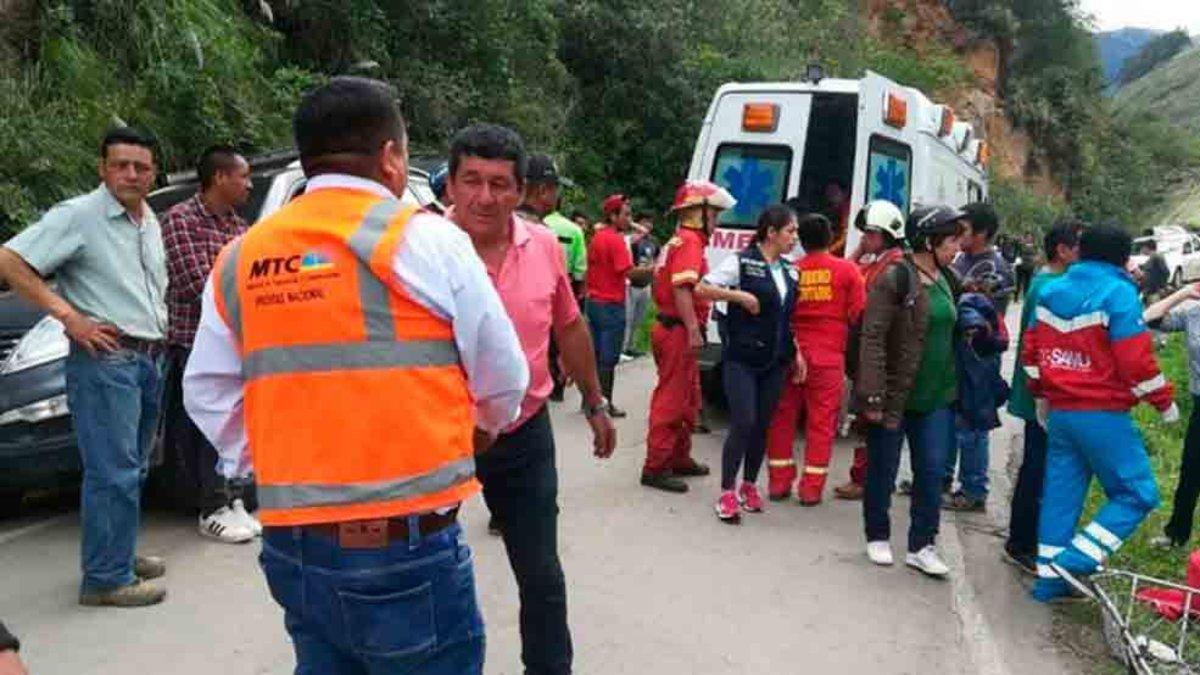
top-left (906, 204), bottom-right (965, 248)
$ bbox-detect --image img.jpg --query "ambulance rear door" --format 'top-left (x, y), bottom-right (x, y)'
top-left (691, 89), bottom-right (809, 356)
top-left (847, 72), bottom-right (918, 254)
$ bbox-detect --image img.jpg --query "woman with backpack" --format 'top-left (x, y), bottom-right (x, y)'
top-left (857, 205), bottom-right (965, 577)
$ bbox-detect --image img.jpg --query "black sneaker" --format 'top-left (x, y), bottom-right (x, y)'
top-left (607, 404), bottom-right (627, 419)
top-left (942, 491), bottom-right (986, 512)
top-left (672, 461), bottom-right (711, 477)
top-left (1001, 547), bottom-right (1037, 576)
top-left (488, 516), bottom-right (502, 536)
top-left (641, 472), bottom-right (688, 493)
top-left (694, 422), bottom-right (712, 435)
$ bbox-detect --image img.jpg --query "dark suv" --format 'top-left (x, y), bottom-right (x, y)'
top-left (0, 152), bottom-right (440, 509)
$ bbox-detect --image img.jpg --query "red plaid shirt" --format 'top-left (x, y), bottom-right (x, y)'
top-left (162, 194), bottom-right (247, 347)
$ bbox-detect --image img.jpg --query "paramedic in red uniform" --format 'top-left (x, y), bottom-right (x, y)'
top-left (766, 213), bottom-right (866, 504)
top-left (641, 181), bottom-right (736, 493)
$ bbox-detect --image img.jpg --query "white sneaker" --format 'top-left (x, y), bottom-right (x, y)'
top-left (231, 498), bottom-right (262, 537)
top-left (906, 545), bottom-right (950, 577)
top-left (866, 541), bottom-right (894, 566)
top-left (199, 506), bottom-right (255, 544)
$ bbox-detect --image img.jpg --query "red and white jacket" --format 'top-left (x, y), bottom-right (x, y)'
top-left (1021, 261), bottom-right (1173, 412)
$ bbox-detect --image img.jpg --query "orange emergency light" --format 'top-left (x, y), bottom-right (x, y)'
top-left (883, 93), bottom-right (908, 129)
top-left (976, 140), bottom-right (991, 167)
top-left (742, 103), bottom-right (780, 132)
top-left (939, 107), bottom-right (955, 137)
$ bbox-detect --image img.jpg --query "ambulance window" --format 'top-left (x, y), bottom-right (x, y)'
top-left (710, 144), bottom-right (792, 228)
top-left (968, 180), bottom-right (983, 204)
top-left (864, 135), bottom-right (912, 215)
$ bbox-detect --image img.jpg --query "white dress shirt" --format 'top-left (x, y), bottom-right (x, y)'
top-left (183, 174), bottom-right (529, 478)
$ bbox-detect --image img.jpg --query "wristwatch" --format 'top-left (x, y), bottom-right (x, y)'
top-left (583, 397), bottom-right (610, 418)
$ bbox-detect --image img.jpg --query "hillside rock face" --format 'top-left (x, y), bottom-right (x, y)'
top-left (861, 0), bottom-right (1062, 197)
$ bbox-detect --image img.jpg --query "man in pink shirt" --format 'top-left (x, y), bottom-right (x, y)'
top-left (447, 123), bottom-right (616, 675)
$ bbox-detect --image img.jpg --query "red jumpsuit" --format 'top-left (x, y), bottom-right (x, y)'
top-left (645, 228), bottom-right (709, 475)
top-left (766, 251), bottom-right (865, 502)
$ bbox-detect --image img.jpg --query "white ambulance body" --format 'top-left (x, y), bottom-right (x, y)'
top-left (687, 70), bottom-right (989, 388)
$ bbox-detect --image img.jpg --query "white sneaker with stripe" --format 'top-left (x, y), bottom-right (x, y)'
top-left (199, 506), bottom-right (256, 544)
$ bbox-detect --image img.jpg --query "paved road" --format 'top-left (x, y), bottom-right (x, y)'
top-left (0, 330), bottom-right (1097, 673)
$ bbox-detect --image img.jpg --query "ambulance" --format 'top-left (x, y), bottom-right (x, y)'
top-left (687, 69), bottom-right (989, 398)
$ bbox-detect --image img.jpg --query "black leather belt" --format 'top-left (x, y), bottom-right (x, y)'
top-left (657, 314), bottom-right (684, 328)
top-left (273, 508), bottom-right (460, 549)
top-left (118, 335), bottom-right (166, 356)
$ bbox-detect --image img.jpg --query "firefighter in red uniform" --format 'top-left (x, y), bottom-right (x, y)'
top-left (642, 181), bottom-right (736, 493)
top-left (834, 200), bottom-right (909, 500)
top-left (766, 213), bottom-right (866, 504)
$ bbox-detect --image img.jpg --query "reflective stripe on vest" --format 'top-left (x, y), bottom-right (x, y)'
top-left (349, 200), bottom-right (404, 342)
top-left (257, 455), bottom-right (475, 510)
top-left (220, 237), bottom-right (244, 344)
top-left (243, 340), bottom-right (459, 380)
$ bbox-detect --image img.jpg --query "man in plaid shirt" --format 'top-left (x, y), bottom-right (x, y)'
top-left (162, 145), bottom-right (260, 543)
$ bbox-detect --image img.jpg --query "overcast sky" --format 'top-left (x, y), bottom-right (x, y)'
top-left (1079, 0), bottom-right (1200, 34)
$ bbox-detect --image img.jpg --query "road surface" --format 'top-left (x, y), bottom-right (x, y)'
top-left (0, 332), bottom-right (1095, 673)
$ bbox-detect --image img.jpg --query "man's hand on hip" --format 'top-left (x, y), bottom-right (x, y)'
top-left (62, 311), bottom-right (121, 356)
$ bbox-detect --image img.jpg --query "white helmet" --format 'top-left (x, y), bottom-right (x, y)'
top-left (854, 200), bottom-right (906, 241)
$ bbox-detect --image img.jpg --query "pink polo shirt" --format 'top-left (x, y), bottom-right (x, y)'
top-left (482, 215), bottom-right (581, 431)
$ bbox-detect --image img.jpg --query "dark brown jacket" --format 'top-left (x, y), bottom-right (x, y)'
top-left (855, 258), bottom-right (931, 428)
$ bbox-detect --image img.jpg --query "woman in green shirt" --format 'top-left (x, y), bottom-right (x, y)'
top-left (858, 205), bottom-right (965, 577)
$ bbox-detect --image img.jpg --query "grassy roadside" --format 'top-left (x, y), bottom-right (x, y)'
top-left (1090, 333), bottom-right (1193, 580)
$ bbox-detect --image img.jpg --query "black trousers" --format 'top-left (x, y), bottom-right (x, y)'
top-left (1166, 397), bottom-right (1200, 544)
top-left (164, 345), bottom-right (239, 515)
top-left (475, 407), bottom-right (572, 674)
top-left (1006, 420), bottom-right (1047, 557)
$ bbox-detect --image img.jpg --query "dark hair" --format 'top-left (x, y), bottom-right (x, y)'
top-left (449, 123), bottom-right (527, 185)
top-left (101, 126), bottom-right (157, 160)
top-left (635, 211), bottom-right (654, 222)
top-left (293, 76), bottom-right (405, 171)
top-left (785, 196), bottom-right (814, 218)
top-left (754, 204), bottom-right (798, 244)
top-left (570, 210), bottom-right (588, 221)
top-left (1043, 219), bottom-right (1083, 262)
top-left (197, 145), bottom-right (243, 190)
top-left (962, 202), bottom-right (1000, 240)
top-left (1139, 239), bottom-right (1158, 252)
top-left (795, 213), bottom-right (832, 250)
top-left (1080, 224), bottom-right (1132, 268)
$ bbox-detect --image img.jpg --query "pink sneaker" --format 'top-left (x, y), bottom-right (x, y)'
top-left (714, 491), bottom-right (741, 524)
top-left (738, 482), bottom-right (765, 513)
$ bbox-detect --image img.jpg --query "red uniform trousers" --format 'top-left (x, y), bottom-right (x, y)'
top-left (645, 323), bottom-right (699, 473)
top-left (766, 364), bottom-right (845, 501)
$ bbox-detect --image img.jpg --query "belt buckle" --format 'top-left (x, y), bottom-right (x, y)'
top-left (337, 519), bottom-right (389, 548)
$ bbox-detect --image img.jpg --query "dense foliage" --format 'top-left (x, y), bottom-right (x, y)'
top-left (1116, 29), bottom-right (1193, 88)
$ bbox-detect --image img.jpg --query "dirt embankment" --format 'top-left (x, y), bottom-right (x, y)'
top-left (862, 0), bottom-right (1064, 199)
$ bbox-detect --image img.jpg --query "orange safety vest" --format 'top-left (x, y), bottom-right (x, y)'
top-left (213, 188), bottom-right (478, 526)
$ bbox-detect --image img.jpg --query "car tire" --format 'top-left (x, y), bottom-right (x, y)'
top-left (0, 488), bottom-right (23, 518)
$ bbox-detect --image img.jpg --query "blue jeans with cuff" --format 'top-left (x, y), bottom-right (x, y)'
top-left (946, 427), bottom-right (990, 500)
top-left (864, 407), bottom-right (954, 553)
top-left (65, 346), bottom-right (164, 594)
top-left (260, 521), bottom-right (484, 674)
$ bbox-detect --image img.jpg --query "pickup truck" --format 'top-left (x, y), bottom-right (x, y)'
top-left (0, 154), bottom-right (439, 512)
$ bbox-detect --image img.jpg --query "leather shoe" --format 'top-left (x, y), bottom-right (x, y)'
top-left (640, 472), bottom-right (688, 493)
top-left (672, 461), bottom-right (710, 477)
top-left (135, 555), bottom-right (166, 580)
top-left (80, 579), bottom-right (166, 607)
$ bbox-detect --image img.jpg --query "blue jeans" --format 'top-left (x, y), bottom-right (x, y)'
top-left (864, 407), bottom-right (954, 553)
top-left (65, 346), bottom-right (164, 593)
top-left (260, 522), bottom-right (485, 674)
top-left (586, 301), bottom-right (626, 369)
top-left (945, 427), bottom-right (990, 500)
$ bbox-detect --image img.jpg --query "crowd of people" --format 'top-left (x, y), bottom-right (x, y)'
top-left (0, 72), bottom-right (1197, 674)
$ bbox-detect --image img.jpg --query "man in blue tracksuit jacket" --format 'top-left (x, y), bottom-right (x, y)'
top-left (1022, 225), bottom-right (1179, 601)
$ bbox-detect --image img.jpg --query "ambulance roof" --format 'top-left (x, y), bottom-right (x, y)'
top-left (713, 79), bottom-right (861, 96)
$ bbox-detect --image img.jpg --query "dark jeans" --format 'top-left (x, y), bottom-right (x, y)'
top-left (720, 358), bottom-right (785, 490)
top-left (65, 345), bottom-right (164, 593)
top-left (863, 407), bottom-right (954, 553)
top-left (1006, 420), bottom-right (1047, 557)
top-left (586, 301), bottom-right (625, 369)
top-left (1166, 397), bottom-right (1200, 544)
top-left (475, 407), bottom-right (571, 674)
top-left (164, 345), bottom-right (241, 515)
top-left (260, 522), bottom-right (484, 674)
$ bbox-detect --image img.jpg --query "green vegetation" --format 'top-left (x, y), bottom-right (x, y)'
top-left (0, 0), bottom-right (969, 236)
top-left (1115, 45), bottom-right (1200, 137)
top-left (1116, 29), bottom-right (1193, 87)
